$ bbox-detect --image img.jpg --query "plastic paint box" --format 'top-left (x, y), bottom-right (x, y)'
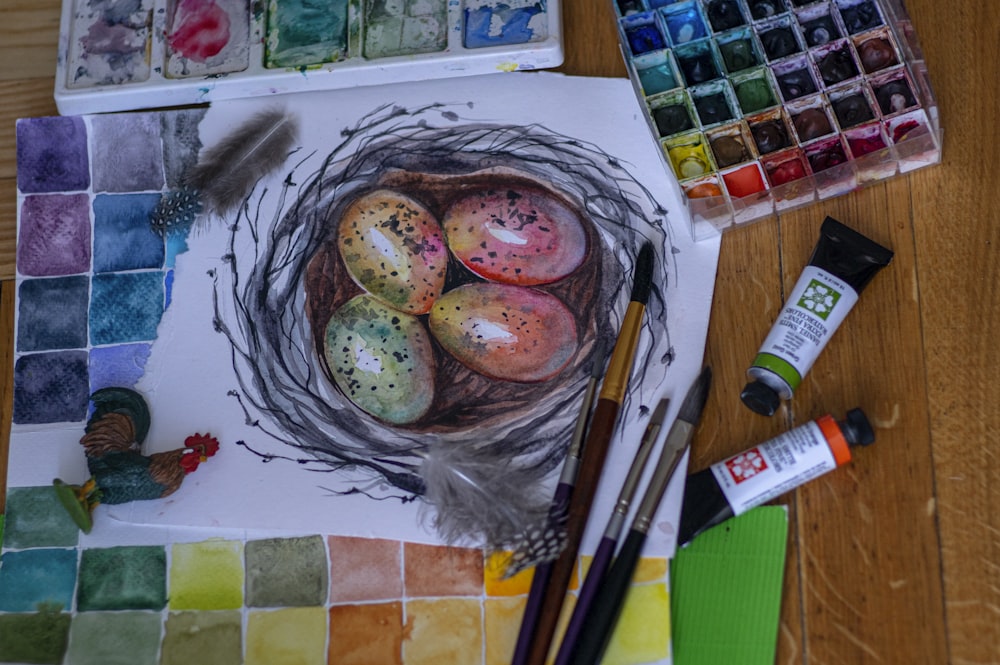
top-left (55, 0), bottom-right (563, 115)
top-left (613, 0), bottom-right (941, 239)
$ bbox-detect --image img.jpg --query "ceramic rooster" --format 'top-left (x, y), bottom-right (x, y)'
top-left (54, 387), bottom-right (219, 533)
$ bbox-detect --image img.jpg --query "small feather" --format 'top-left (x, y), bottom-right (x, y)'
top-left (418, 443), bottom-right (550, 554)
top-left (186, 108), bottom-right (299, 219)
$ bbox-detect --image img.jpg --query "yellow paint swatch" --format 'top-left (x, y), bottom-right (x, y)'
top-left (246, 607), bottom-right (327, 665)
top-left (602, 583), bottom-right (671, 665)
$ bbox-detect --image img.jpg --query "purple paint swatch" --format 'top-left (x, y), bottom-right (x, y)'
top-left (16, 117), bottom-right (90, 193)
top-left (91, 113), bottom-right (166, 193)
top-left (89, 344), bottom-right (153, 391)
top-left (13, 350), bottom-right (90, 424)
top-left (17, 276), bottom-right (90, 353)
top-left (17, 194), bottom-right (93, 277)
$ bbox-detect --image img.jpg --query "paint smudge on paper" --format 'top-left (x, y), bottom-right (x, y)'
top-left (67, 0), bottom-right (153, 89)
top-left (166, 0), bottom-right (251, 78)
top-left (464, 1), bottom-right (548, 48)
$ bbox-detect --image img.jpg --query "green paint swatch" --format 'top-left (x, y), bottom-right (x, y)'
top-left (161, 611), bottom-right (242, 665)
top-left (245, 535), bottom-right (328, 607)
top-left (5, 486), bottom-right (80, 549)
top-left (0, 611), bottom-right (71, 664)
top-left (78, 546), bottom-right (167, 611)
top-left (169, 540), bottom-right (244, 610)
top-left (670, 505), bottom-right (788, 665)
top-left (66, 611), bottom-right (162, 665)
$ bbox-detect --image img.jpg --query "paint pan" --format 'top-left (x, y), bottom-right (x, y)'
top-left (610, 0), bottom-right (940, 238)
top-left (56, 0), bottom-right (564, 114)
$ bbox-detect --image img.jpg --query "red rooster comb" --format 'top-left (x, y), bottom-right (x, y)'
top-left (180, 434), bottom-right (220, 474)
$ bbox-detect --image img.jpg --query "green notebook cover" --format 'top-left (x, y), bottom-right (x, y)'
top-left (670, 505), bottom-right (789, 665)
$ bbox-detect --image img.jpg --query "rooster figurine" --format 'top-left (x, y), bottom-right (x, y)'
top-left (54, 387), bottom-right (219, 533)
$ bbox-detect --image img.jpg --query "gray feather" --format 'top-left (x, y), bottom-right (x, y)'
top-left (186, 108), bottom-right (299, 219)
top-left (418, 443), bottom-right (550, 553)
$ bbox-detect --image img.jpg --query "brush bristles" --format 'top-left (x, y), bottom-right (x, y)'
top-left (630, 241), bottom-right (655, 306)
top-left (678, 366), bottom-right (712, 424)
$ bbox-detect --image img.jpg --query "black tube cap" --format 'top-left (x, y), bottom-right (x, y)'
top-left (840, 408), bottom-right (876, 447)
top-left (740, 380), bottom-right (781, 416)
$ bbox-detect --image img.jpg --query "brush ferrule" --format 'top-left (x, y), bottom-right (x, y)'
top-left (599, 301), bottom-right (646, 403)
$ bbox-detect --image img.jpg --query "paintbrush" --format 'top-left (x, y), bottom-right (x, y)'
top-left (508, 338), bottom-right (607, 664)
top-left (551, 396), bottom-right (670, 665)
top-left (563, 366), bottom-right (713, 665)
top-left (523, 241), bottom-right (656, 665)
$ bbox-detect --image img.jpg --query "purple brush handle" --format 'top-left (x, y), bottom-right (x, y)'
top-left (511, 480), bottom-right (575, 665)
top-left (553, 534), bottom-right (617, 665)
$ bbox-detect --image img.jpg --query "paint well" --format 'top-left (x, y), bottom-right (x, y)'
top-left (266, 0), bottom-right (350, 68)
top-left (363, 0), bottom-right (448, 58)
top-left (464, 1), bottom-right (548, 49)
top-left (66, 0), bottom-right (153, 89)
top-left (166, 0), bottom-right (251, 78)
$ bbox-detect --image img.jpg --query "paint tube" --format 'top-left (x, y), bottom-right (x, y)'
top-left (677, 408), bottom-right (874, 546)
top-left (740, 217), bottom-right (894, 416)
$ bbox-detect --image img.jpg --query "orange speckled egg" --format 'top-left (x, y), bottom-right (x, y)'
top-left (428, 282), bottom-right (578, 383)
top-left (337, 190), bottom-right (448, 315)
top-left (442, 186), bottom-right (587, 286)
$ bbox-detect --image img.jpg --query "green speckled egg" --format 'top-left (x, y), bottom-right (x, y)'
top-left (428, 283), bottom-right (578, 383)
top-left (324, 294), bottom-right (436, 425)
top-left (337, 189), bottom-right (449, 315)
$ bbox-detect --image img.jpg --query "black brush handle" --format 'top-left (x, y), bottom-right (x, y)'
top-left (567, 528), bottom-right (647, 665)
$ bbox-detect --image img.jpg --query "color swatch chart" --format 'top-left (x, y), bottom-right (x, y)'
top-left (55, 0), bottom-right (562, 115)
top-left (613, 0), bottom-right (940, 236)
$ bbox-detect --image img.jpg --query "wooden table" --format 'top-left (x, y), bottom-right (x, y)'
top-left (1, 1), bottom-right (997, 663)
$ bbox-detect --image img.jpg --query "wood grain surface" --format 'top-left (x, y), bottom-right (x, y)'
top-left (1, 1), bottom-right (997, 663)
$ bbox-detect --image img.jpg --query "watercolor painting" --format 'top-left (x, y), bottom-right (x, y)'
top-left (56, 0), bottom-right (563, 114)
top-left (8, 73), bottom-right (722, 664)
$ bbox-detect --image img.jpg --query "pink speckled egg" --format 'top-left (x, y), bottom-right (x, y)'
top-left (428, 282), bottom-right (578, 383)
top-left (337, 190), bottom-right (448, 315)
top-left (442, 186), bottom-right (587, 285)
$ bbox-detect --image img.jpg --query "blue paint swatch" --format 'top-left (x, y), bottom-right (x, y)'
top-left (17, 276), bottom-right (90, 353)
top-left (4, 486), bottom-right (81, 550)
top-left (13, 351), bottom-right (90, 424)
top-left (0, 549), bottom-right (78, 612)
top-left (16, 117), bottom-right (90, 193)
top-left (88, 344), bottom-right (153, 392)
top-left (89, 272), bottom-right (166, 346)
top-left (93, 194), bottom-right (166, 273)
top-left (77, 546), bottom-right (167, 611)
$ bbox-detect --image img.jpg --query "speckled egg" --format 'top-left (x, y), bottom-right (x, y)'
top-left (324, 294), bottom-right (436, 425)
top-left (428, 283), bottom-right (578, 383)
top-left (337, 189), bottom-right (448, 315)
top-left (442, 185), bottom-right (587, 285)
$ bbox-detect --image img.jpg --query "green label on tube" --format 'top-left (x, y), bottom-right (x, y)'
top-left (752, 353), bottom-right (803, 392)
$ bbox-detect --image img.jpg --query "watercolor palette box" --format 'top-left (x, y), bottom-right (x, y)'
top-left (54, 0), bottom-right (563, 115)
top-left (613, 0), bottom-right (941, 238)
